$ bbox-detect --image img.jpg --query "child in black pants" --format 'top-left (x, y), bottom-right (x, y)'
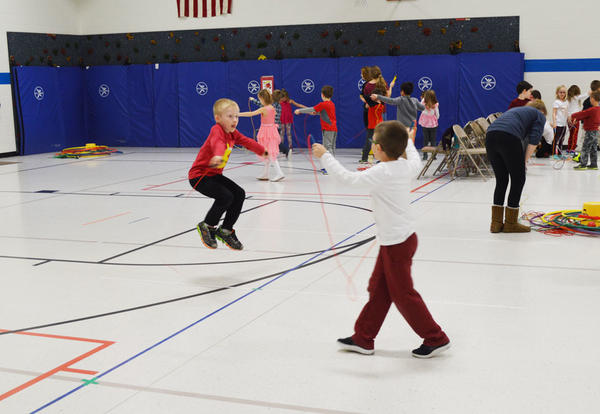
top-left (188, 98), bottom-right (267, 250)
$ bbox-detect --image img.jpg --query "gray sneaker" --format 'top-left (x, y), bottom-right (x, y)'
top-left (197, 222), bottom-right (217, 249)
top-left (215, 227), bottom-right (243, 250)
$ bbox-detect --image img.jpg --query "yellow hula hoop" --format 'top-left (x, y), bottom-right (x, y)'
top-left (540, 210), bottom-right (580, 225)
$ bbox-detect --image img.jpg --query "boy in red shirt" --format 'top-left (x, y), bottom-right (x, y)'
top-left (189, 98), bottom-right (267, 250)
top-left (569, 91), bottom-right (600, 170)
top-left (295, 84), bottom-right (337, 158)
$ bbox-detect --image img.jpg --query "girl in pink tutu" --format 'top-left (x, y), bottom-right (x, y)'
top-left (239, 89), bottom-right (285, 181)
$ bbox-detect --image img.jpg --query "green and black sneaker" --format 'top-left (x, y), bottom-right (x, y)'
top-left (197, 222), bottom-right (217, 249)
top-left (573, 164), bottom-right (587, 170)
top-left (215, 227), bottom-right (243, 250)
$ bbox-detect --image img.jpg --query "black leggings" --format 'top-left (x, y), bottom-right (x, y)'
top-left (362, 129), bottom-right (374, 161)
top-left (485, 130), bottom-right (526, 208)
top-left (189, 174), bottom-right (245, 230)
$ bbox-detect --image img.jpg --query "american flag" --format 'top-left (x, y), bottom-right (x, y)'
top-left (177, 0), bottom-right (232, 18)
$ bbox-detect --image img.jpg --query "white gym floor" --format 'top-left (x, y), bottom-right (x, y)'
top-left (0, 146), bottom-right (599, 413)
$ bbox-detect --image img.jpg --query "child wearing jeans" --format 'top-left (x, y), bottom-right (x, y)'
top-left (312, 121), bottom-right (450, 358)
top-left (570, 91), bottom-right (600, 170)
top-left (295, 85), bottom-right (337, 155)
top-left (189, 99), bottom-right (267, 250)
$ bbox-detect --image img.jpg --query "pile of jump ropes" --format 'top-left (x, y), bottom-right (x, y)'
top-left (54, 143), bottom-right (121, 159)
top-left (523, 203), bottom-right (600, 237)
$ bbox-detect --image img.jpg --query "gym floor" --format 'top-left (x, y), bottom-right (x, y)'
top-left (0, 147), bottom-right (598, 413)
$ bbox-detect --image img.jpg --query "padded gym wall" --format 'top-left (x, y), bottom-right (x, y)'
top-left (14, 52), bottom-right (523, 154)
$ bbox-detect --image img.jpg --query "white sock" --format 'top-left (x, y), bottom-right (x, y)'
top-left (259, 160), bottom-right (270, 178)
top-left (272, 160), bottom-right (284, 178)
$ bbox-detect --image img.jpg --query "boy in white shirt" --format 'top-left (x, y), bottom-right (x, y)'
top-left (312, 121), bottom-right (450, 358)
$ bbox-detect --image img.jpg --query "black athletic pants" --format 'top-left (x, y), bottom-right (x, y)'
top-left (485, 130), bottom-right (526, 208)
top-left (362, 129), bottom-right (374, 161)
top-left (189, 174), bottom-right (245, 230)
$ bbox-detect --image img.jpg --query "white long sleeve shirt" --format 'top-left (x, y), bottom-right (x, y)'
top-left (319, 139), bottom-right (422, 246)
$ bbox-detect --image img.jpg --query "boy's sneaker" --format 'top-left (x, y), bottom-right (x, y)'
top-left (359, 159), bottom-right (368, 164)
top-left (411, 341), bottom-right (451, 359)
top-left (320, 168), bottom-right (328, 175)
top-left (197, 222), bottom-right (217, 249)
top-left (573, 164), bottom-right (588, 170)
top-left (572, 153), bottom-right (581, 162)
top-left (587, 165), bottom-right (598, 170)
top-left (336, 337), bottom-right (374, 355)
top-left (215, 227), bottom-right (243, 250)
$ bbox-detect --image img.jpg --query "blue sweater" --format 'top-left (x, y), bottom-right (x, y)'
top-left (487, 106), bottom-right (546, 146)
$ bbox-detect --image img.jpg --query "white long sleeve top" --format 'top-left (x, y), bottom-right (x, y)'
top-left (319, 139), bottom-right (422, 246)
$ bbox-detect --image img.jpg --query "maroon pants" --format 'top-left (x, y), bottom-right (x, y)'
top-left (352, 233), bottom-right (449, 348)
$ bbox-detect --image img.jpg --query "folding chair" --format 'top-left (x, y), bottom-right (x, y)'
top-left (451, 124), bottom-right (492, 180)
top-left (417, 143), bottom-right (445, 179)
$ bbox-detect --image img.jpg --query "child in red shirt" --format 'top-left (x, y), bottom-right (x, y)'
top-left (569, 91), bottom-right (600, 170)
top-left (189, 98), bottom-right (267, 250)
top-left (295, 85), bottom-right (337, 174)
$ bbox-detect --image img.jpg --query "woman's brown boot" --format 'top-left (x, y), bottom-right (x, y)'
top-left (503, 207), bottom-right (530, 233)
top-left (490, 205), bottom-right (504, 233)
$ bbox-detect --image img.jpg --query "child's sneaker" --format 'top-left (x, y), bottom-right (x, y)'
top-left (359, 159), bottom-right (368, 164)
top-left (215, 227), bottom-right (243, 250)
top-left (411, 341), bottom-right (451, 359)
top-left (320, 168), bottom-right (328, 175)
top-left (336, 337), bottom-right (374, 355)
top-left (587, 165), bottom-right (598, 170)
top-left (270, 174), bottom-right (285, 182)
top-left (573, 164), bottom-right (588, 170)
top-left (197, 222), bottom-right (217, 249)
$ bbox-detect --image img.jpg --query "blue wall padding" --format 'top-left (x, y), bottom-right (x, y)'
top-left (458, 53), bottom-right (524, 124)
top-left (14, 53), bottom-right (523, 154)
top-left (84, 66), bottom-right (130, 146)
top-left (282, 58), bottom-right (339, 147)
top-left (127, 65), bottom-right (154, 146)
top-left (395, 55), bottom-right (460, 147)
top-left (14, 66), bottom-right (82, 154)
top-left (178, 61), bottom-right (228, 147)
top-left (57, 67), bottom-right (85, 148)
top-left (152, 64), bottom-right (179, 147)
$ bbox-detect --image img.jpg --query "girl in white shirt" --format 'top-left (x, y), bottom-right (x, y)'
top-left (552, 85), bottom-right (569, 154)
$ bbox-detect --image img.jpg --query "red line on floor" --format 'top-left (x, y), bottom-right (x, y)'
top-left (62, 367), bottom-right (98, 375)
top-left (410, 172), bottom-right (449, 193)
top-left (83, 211), bottom-right (131, 226)
top-left (0, 329), bottom-right (114, 401)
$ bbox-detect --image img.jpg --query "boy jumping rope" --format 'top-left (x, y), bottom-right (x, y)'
top-left (312, 121), bottom-right (450, 358)
top-left (189, 98), bottom-right (267, 250)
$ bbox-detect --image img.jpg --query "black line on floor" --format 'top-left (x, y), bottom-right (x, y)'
top-left (96, 200), bottom-right (278, 264)
top-left (0, 237), bottom-right (373, 336)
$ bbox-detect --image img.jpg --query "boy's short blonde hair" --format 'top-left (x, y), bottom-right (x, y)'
top-left (213, 98), bottom-right (239, 116)
top-left (527, 99), bottom-right (547, 115)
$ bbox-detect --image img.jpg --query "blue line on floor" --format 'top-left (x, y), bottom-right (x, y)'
top-left (31, 177), bottom-right (454, 413)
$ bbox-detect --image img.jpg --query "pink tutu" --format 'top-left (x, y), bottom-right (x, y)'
top-left (257, 123), bottom-right (281, 161)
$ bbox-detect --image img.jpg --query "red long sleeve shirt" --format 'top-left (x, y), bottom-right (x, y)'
top-left (188, 124), bottom-right (265, 179)
top-left (571, 106), bottom-right (600, 131)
